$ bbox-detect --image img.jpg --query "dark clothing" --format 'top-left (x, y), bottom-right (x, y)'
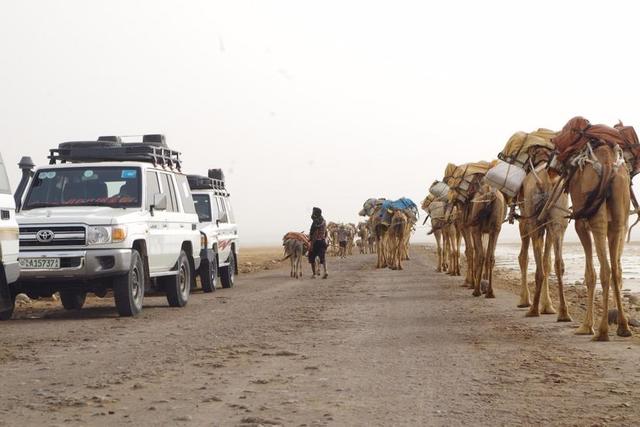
top-left (308, 239), bottom-right (327, 265)
top-left (309, 218), bottom-right (327, 242)
top-left (339, 241), bottom-right (347, 249)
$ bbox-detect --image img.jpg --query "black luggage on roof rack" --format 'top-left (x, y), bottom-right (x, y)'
top-left (208, 168), bottom-right (225, 181)
top-left (48, 135), bottom-right (181, 171)
top-left (187, 174), bottom-right (227, 192)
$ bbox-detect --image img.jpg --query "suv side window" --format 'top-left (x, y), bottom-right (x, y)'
top-left (217, 196), bottom-right (229, 223)
top-left (159, 173), bottom-right (178, 212)
top-left (223, 198), bottom-right (235, 223)
top-left (0, 155), bottom-right (10, 194)
top-left (145, 171), bottom-right (161, 210)
top-left (175, 175), bottom-right (196, 215)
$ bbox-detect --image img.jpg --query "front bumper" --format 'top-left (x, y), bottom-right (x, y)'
top-left (16, 249), bottom-right (132, 283)
top-left (1, 261), bottom-right (19, 285)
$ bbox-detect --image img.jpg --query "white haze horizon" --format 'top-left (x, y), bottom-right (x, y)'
top-left (2, 1), bottom-right (640, 246)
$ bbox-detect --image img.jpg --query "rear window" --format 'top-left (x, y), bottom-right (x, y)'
top-left (0, 155), bottom-right (10, 194)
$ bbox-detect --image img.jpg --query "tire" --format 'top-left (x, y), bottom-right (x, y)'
top-left (220, 252), bottom-right (236, 289)
top-left (201, 253), bottom-right (217, 293)
top-left (113, 250), bottom-right (145, 317)
top-left (59, 291), bottom-right (87, 310)
top-left (163, 251), bottom-right (191, 307)
top-left (0, 277), bottom-right (14, 321)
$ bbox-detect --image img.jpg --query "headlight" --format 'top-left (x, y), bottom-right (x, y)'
top-left (87, 226), bottom-right (111, 245)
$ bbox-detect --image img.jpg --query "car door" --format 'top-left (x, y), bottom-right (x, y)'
top-left (157, 172), bottom-right (183, 269)
top-left (215, 196), bottom-right (233, 264)
top-left (145, 170), bottom-right (167, 274)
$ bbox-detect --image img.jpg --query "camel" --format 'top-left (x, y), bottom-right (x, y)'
top-left (514, 146), bottom-right (572, 321)
top-left (357, 222), bottom-right (370, 254)
top-left (467, 182), bottom-right (506, 298)
top-left (552, 117), bottom-right (632, 340)
top-left (422, 194), bottom-right (450, 273)
top-left (359, 198), bottom-right (389, 268)
top-left (282, 238), bottom-right (304, 279)
top-left (386, 210), bottom-right (409, 270)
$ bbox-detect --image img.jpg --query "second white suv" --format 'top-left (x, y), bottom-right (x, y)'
top-left (189, 169), bottom-right (238, 291)
top-left (13, 135), bottom-right (202, 317)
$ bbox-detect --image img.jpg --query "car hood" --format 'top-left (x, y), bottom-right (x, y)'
top-left (17, 206), bottom-right (144, 226)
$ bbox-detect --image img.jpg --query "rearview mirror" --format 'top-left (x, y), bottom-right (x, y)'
top-left (151, 193), bottom-right (167, 214)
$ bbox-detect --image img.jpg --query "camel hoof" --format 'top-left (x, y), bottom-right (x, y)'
top-left (541, 306), bottom-right (557, 315)
top-left (485, 292), bottom-right (495, 299)
top-left (472, 290), bottom-right (481, 297)
top-left (436, 268), bottom-right (442, 273)
top-left (557, 315), bottom-right (573, 323)
top-left (575, 325), bottom-right (594, 335)
top-left (617, 327), bottom-right (633, 338)
top-left (525, 310), bottom-right (539, 317)
top-left (517, 303), bottom-right (531, 308)
top-left (592, 333), bottom-right (610, 342)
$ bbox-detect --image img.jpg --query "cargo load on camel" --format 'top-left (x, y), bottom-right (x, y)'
top-left (549, 116), bottom-right (640, 176)
top-left (429, 181), bottom-right (450, 200)
top-left (486, 129), bottom-right (557, 198)
top-left (444, 161), bottom-right (495, 202)
top-left (378, 197), bottom-right (418, 225)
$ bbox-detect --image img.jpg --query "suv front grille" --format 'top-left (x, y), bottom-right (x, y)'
top-left (20, 226), bottom-right (86, 247)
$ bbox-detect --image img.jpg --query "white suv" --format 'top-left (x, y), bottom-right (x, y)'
top-left (0, 153), bottom-right (19, 320)
top-left (189, 170), bottom-right (238, 291)
top-left (12, 135), bottom-right (201, 317)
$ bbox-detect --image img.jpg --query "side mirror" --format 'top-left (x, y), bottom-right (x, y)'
top-left (150, 193), bottom-right (167, 215)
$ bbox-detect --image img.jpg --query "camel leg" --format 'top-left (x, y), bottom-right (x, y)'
top-left (592, 225), bottom-right (612, 342)
top-left (463, 229), bottom-right (475, 288)
top-left (454, 226), bottom-right (462, 276)
top-left (518, 229), bottom-right (531, 308)
top-left (540, 233), bottom-right (557, 314)
top-left (609, 222), bottom-right (632, 337)
top-left (554, 233), bottom-right (572, 322)
top-left (472, 230), bottom-right (484, 297)
top-left (526, 234), bottom-right (545, 317)
top-left (435, 230), bottom-right (443, 272)
top-left (575, 220), bottom-right (596, 335)
top-left (484, 231), bottom-right (498, 299)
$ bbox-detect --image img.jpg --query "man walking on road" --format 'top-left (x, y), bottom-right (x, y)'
top-left (309, 207), bottom-right (328, 279)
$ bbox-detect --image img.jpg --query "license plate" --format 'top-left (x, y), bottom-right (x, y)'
top-left (19, 258), bottom-right (61, 269)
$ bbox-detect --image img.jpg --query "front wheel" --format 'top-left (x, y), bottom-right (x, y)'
top-left (219, 252), bottom-right (236, 289)
top-left (163, 251), bottom-right (191, 307)
top-left (0, 279), bottom-right (14, 320)
top-left (201, 253), bottom-right (218, 293)
top-left (113, 250), bottom-right (145, 317)
top-left (59, 291), bottom-right (87, 310)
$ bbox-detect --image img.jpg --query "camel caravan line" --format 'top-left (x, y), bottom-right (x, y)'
top-left (358, 198), bottom-right (419, 270)
top-left (423, 116), bottom-right (640, 341)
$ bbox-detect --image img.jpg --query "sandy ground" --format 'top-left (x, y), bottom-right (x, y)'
top-left (2, 246), bottom-right (640, 426)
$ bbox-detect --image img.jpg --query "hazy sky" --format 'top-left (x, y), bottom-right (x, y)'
top-left (2, 1), bottom-right (640, 244)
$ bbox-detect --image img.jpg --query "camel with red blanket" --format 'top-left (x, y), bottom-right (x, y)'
top-left (549, 116), bottom-right (640, 340)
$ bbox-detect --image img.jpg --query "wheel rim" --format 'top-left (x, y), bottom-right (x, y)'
top-left (230, 256), bottom-right (235, 284)
top-left (132, 266), bottom-right (142, 304)
top-left (210, 257), bottom-right (217, 283)
top-left (179, 262), bottom-right (189, 296)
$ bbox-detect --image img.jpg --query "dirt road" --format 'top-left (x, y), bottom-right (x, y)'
top-left (2, 248), bottom-right (640, 426)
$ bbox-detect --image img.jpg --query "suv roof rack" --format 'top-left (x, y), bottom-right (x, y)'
top-left (47, 134), bottom-right (182, 171)
top-left (187, 174), bottom-right (228, 194)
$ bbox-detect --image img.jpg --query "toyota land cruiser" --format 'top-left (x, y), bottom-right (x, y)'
top-left (12, 135), bottom-right (201, 317)
top-left (188, 169), bottom-right (239, 291)
top-left (0, 153), bottom-right (19, 320)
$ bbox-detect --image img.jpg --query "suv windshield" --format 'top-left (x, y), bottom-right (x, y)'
top-left (23, 166), bottom-right (142, 210)
top-left (193, 194), bottom-right (212, 222)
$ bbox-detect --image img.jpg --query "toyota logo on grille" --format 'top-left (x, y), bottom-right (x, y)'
top-left (36, 230), bottom-right (55, 243)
